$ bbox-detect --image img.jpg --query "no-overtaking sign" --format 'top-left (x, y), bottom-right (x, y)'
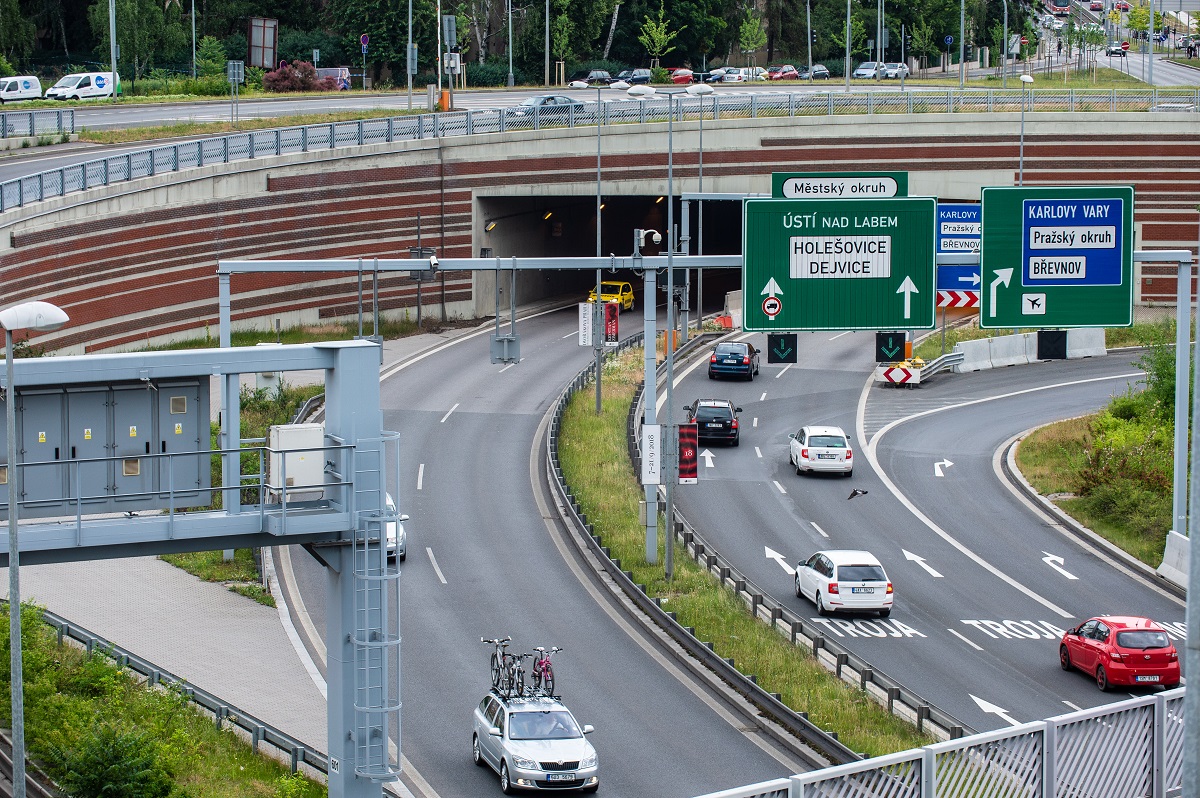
top-left (742, 197), bottom-right (936, 331)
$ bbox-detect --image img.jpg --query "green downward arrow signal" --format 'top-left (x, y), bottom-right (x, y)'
top-left (772, 343), bottom-right (793, 359)
top-left (881, 339), bottom-right (901, 358)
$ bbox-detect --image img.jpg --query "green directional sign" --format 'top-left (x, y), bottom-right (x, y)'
top-left (767, 333), bottom-right (798, 363)
top-left (772, 172), bottom-right (909, 199)
top-left (742, 197), bottom-right (936, 332)
top-left (980, 186), bottom-right (1134, 329)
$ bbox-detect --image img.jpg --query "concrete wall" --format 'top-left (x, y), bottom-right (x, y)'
top-left (1, 111), bottom-right (1197, 353)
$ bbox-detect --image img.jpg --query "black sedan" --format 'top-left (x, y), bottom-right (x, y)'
top-left (685, 399), bottom-right (742, 446)
top-left (798, 64), bottom-right (831, 80)
top-left (707, 341), bottom-right (760, 380)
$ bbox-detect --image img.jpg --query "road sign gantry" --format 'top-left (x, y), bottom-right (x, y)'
top-left (741, 197), bottom-right (937, 331)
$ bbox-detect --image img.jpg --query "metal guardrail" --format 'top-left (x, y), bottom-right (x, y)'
top-left (3, 87), bottom-right (1199, 213)
top-left (0, 109), bottom-right (74, 140)
top-left (36, 607), bottom-right (328, 776)
top-left (917, 351), bottom-right (965, 378)
top-left (548, 332), bottom-right (861, 769)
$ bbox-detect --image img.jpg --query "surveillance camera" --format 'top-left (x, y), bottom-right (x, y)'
top-left (651, 231), bottom-right (662, 245)
top-left (429, 255), bottom-right (439, 269)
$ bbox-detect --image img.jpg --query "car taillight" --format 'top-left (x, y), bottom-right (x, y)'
top-left (710, 354), bottom-right (718, 363)
top-left (731, 419), bottom-right (739, 429)
top-left (827, 583), bottom-right (839, 594)
top-left (1169, 649), bottom-right (1178, 661)
top-left (1110, 651), bottom-right (1123, 661)
top-left (845, 449), bottom-right (853, 460)
top-left (886, 582), bottom-right (893, 594)
top-left (801, 448), bottom-right (809, 459)
top-left (742, 356), bottom-right (750, 364)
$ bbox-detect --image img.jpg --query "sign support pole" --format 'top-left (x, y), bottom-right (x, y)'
top-left (636, 231), bottom-right (658, 565)
top-left (1171, 258), bottom-right (1191, 542)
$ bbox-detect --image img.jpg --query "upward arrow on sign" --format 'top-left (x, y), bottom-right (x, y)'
top-left (897, 276), bottom-right (919, 319)
top-left (761, 277), bottom-right (783, 297)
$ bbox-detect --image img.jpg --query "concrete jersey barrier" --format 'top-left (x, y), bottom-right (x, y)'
top-left (952, 329), bottom-right (1108, 372)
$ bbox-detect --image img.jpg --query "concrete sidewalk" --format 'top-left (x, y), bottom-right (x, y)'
top-left (4, 317), bottom-right (518, 786)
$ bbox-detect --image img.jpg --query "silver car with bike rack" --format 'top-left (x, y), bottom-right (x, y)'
top-left (472, 691), bottom-right (598, 793)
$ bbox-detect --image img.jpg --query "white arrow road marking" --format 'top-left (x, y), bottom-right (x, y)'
top-left (810, 522), bottom-right (829, 538)
top-left (934, 458), bottom-right (954, 477)
top-left (970, 695), bottom-right (1022, 727)
top-left (902, 549), bottom-right (944, 578)
top-left (897, 275), bottom-right (919, 319)
top-left (989, 267), bottom-right (1013, 318)
top-left (700, 449), bottom-right (716, 468)
top-left (1042, 552), bottom-right (1079, 580)
top-left (773, 480), bottom-right (787, 494)
top-left (765, 546), bottom-right (796, 576)
top-left (761, 277), bottom-right (784, 297)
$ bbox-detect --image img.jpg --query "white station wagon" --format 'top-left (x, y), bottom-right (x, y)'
top-left (795, 549), bottom-right (893, 617)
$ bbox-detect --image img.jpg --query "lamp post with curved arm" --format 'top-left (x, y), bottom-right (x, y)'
top-left (2, 300), bottom-right (69, 798)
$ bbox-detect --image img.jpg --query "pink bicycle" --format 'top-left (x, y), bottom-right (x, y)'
top-left (531, 646), bottom-right (561, 696)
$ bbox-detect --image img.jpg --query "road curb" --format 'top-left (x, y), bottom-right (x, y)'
top-left (1000, 427), bottom-right (1186, 600)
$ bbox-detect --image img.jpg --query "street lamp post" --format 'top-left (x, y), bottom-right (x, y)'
top-left (1002, 0), bottom-right (1008, 88)
top-left (507, 0), bottom-right (515, 87)
top-left (627, 82), bottom-right (713, 580)
top-left (569, 79), bottom-right (629, 414)
top-left (1018, 73), bottom-right (1034, 185)
top-left (2, 301), bottom-right (69, 798)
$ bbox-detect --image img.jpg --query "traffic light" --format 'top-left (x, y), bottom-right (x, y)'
top-left (904, 31), bottom-right (913, 49)
top-left (811, 29), bottom-right (817, 45)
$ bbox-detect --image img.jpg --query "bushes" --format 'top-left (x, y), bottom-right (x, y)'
top-left (263, 60), bottom-right (336, 92)
top-left (46, 723), bottom-right (174, 798)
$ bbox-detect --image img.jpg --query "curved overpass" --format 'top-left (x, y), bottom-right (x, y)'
top-left (0, 103), bottom-right (1196, 353)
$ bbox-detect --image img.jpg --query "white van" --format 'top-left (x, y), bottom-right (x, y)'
top-left (0, 76), bottom-right (42, 103)
top-left (44, 72), bottom-right (120, 101)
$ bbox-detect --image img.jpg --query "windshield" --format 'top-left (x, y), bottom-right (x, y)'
top-left (600, 282), bottom-right (624, 292)
top-left (837, 564), bottom-right (886, 582)
top-left (1115, 630), bottom-right (1170, 650)
top-left (53, 76), bottom-right (82, 88)
top-left (509, 710), bottom-right (582, 740)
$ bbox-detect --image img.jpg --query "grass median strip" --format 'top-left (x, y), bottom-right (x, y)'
top-left (558, 348), bottom-right (933, 758)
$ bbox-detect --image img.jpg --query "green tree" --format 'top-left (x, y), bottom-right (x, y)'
top-left (196, 34), bottom-right (225, 76)
top-left (551, 0), bottom-right (575, 63)
top-left (638, 0), bottom-right (684, 68)
top-left (832, 17), bottom-right (869, 58)
top-left (87, 0), bottom-right (188, 80)
top-left (737, 7), bottom-right (766, 65)
top-left (0, 0), bottom-right (35, 64)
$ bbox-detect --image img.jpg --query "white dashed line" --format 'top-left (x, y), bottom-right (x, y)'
top-left (1062, 700), bottom-right (1083, 711)
top-left (759, 392), bottom-right (767, 401)
top-left (560, 331), bottom-right (576, 339)
top-left (829, 331), bottom-right (851, 340)
top-left (775, 364), bottom-right (792, 379)
top-left (754, 447), bottom-right (762, 458)
top-left (416, 463), bottom-right (424, 490)
top-left (439, 403), bottom-right (459, 423)
top-left (753, 417), bottom-right (759, 427)
top-left (426, 547), bottom-right (448, 584)
top-left (810, 522), bottom-right (829, 538)
top-left (499, 359), bottom-right (523, 372)
top-left (948, 628), bottom-right (985, 651)
top-left (773, 480), bottom-right (787, 494)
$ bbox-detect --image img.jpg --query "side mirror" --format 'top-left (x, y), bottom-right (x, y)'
top-left (735, 407), bottom-right (743, 413)
top-left (398, 514), bottom-right (410, 522)
top-left (788, 432), bottom-right (797, 440)
top-left (582, 724), bottom-right (595, 735)
top-left (489, 726), bottom-right (502, 737)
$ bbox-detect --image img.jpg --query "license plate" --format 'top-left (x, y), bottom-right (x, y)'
top-left (723, 359), bottom-right (738, 364)
top-left (817, 454), bottom-right (836, 460)
top-left (547, 773), bottom-right (576, 781)
top-left (851, 587), bottom-right (875, 594)
top-left (707, 422), bottom-right (723, 428)
top-left (1135, 675), bottom-right (1160, 683)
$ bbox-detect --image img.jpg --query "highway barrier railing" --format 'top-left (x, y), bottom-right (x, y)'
top-left (694, 687), bottom-right (1186, 798)
top-left (3, 87), bottom-right (1197, 213)
top-left (35, 607), bottom-right (328, 777)
top-left (0, 109), bottom-right (74, 139)
top-left (548, 331), bottom-right (863, 769)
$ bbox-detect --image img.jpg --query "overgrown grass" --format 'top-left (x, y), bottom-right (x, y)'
top-left (558, 348), bottom-right (933, 757)
top-left (159, 549), bottom-right (276, 608)
top-left (7, 602), bottom-right (326, 797)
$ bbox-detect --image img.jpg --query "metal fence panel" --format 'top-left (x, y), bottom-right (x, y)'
top-left (1162, 692), bottom-right (1184, 793)
top-left (1053, 701), bottom-right (1153, 798)
top-left (934, 729), bottom-right (1042, 798)
top-left (789, 749), bottom-right (924, 798)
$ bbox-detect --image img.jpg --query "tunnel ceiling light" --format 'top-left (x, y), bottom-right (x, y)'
top-left (655, 196), bottom-right (665, 204)
top-left (485, 221), bottom-right (497, 232)
top-left (543, 211), bottom-right (553, 220)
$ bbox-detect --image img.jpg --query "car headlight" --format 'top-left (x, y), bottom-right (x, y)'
top-left (512, 755), bottom-right (538, 770)
top-left (580, 752), bottom-right (598, 769)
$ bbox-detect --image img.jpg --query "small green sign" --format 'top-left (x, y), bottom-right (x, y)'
top-left (742, 197), bottom-right (936, 332)
top-left (767, 333), bottom-right (798, 363)
top-left (772, 172), bottom-right (909, 199)
top-left (980, 186), bottom-right (1134, 329)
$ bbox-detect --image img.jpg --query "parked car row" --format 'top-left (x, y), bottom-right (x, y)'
top-left (0, 72), bottom-right (120, 102)
top-left (851, 61), bottom-right (909, 79)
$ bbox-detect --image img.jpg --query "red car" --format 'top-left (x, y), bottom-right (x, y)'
top-left (1113, 0), bottom-right (1130, 9)
top-left (767, 64), bottom-right (800, 80)
top-left (1060, 616), bottom-right (1180, 691)
top-left (668, 67), bottom-right (694, 84)
top-left (1089, 0), bottom-right (1102, 9)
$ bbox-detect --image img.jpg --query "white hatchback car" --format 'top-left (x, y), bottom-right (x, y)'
top-left (795, 550), bottom-right (893, 617)
top-left (788, 425), bottom-right (853, 476)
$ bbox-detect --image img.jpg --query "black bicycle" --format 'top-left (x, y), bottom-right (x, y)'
top-left (482, 636), bottom-right (515, 694)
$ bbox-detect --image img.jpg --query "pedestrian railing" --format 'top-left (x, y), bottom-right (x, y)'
top-left (0, 109), bottom-right (74, 140)
top-left (693, 687), bottom-right (1185, 798)
top-left (3, 87), bottom-right (1197, 213)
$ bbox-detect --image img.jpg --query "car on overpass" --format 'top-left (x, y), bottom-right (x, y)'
top-left (1059, 616), bottom-right (1180, 691)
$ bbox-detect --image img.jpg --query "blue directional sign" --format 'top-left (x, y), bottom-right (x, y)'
top-left (936, 203), bottom-right (981, 255)
top-left (1022, 197), bottom-right (1124, 286)
top-left (937, 265), bottom-right (981, 291)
